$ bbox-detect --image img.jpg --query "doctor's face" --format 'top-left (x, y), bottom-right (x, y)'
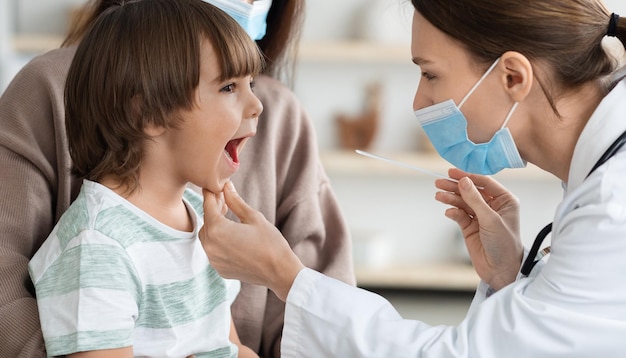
top-left (410, 11), bottom-right (511, 143)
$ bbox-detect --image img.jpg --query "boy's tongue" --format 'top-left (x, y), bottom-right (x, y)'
top-left (225, 140), bottom-right (239, 163)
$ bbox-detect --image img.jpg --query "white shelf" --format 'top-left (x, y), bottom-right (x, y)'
top-left (12, 37), bottom-right (410, 63)
top-left (355, 263), bottom-right (479, 291)
top-left (320, 150), bottom-right (557, 181)
top-left (13, 34), bottom-right (63, 54)
top-left (299, 41), bottom-right (411, 64)
top-left (10, 37), bottom-right (411, 63)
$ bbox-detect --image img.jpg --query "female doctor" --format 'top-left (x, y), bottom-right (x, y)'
top-left (201, 0), bottom-right (626, 356)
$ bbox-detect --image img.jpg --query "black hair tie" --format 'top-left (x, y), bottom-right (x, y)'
top-left (607, 13), bottom-right (620, 37)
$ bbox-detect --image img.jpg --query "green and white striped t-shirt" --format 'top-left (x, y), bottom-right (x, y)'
top-left (29, 180), bottom-right (240, 357)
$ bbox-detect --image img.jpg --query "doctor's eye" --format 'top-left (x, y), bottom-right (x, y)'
top-left (421, 72), bottom-right (436, 81)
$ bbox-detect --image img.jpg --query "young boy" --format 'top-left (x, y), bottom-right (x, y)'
top-left (28, 0), bottom-right (263, 356)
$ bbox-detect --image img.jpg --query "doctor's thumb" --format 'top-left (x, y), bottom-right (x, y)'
top-left (202, 189), bottom-right (226, 220)
top-left (223, 182), bottom-right (258, 224)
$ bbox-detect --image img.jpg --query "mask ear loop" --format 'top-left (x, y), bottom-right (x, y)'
top-left (500, 102), bottom-right (519, 129)
top-left (458, 58), bottom-right (501, 109)
top-left (457, 57), bottom-right (519, 130)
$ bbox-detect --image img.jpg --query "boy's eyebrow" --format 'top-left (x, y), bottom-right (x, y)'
top-left (211, 75), bottom-right (223, 84)
top-left (412, 56), bottom-right (432, 66)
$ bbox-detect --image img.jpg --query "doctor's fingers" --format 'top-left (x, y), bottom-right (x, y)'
top-left (444, 206), bottom-right (478, 233)
top-left (435, 177), bottom-right (496, 206)
top-left (447, 168), bottom-right (512, 197)
top-left (435, 190), bottom-right (477, 218)
top-left (456, 176), bottom-right (506, 222)
top-left (222, 182), bottom-right (267, 225)
top-left (202, 189), bottom-right (228, 221)
top-left (199, 207), bottom-right (268, 281)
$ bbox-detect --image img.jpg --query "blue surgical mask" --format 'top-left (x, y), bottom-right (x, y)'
top-left (204, 0), bottom-right (272, 40)
top-left (414, 59), bottom-right (526, 175)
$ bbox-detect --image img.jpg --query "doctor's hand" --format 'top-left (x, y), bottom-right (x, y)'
top-left (199, 182), bottom-right (305, 302)
top-left (435, 168), bottom-right (523, 291)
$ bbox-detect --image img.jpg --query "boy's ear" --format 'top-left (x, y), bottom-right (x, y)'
top-left (144, 121), bottom-right (166, 137)
top-left (499, 51), bottom-right (533, 103)
top-left (132, 94), bottom-right (166, 137)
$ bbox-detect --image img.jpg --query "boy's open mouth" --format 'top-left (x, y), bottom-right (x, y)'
top-left (225, 138), bottom-right (243, 164)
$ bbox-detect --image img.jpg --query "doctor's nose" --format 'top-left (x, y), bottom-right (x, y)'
top-left (412, 87), bottom-right (432, 112)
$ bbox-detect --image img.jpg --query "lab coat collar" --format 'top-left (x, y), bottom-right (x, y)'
top-left (566, 76), bottom-right (626, 191)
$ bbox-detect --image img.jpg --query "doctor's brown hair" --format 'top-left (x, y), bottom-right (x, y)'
top-left (65, 0), bottom-right (263, 193)
top-left (411, 0), bottom-right (626, 112)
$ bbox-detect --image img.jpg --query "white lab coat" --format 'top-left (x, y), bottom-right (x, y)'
top-left (281, 77), bottom-right (626, 357)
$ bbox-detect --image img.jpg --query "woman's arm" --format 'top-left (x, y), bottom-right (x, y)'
top-left (0, 47), bottom-right (79, 358)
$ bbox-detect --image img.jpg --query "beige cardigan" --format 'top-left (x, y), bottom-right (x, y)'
top-left (0, 46), bottom-right (355, 358)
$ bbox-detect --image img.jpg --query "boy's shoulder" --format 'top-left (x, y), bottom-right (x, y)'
top-left (54, 180), bottom-right (153, 245)
top-left (55, 183), bottom-right (205, 246)
top-left (48, 180), bottom-right (121, 241)
top-left (29, 180), bottom-right (121, 279)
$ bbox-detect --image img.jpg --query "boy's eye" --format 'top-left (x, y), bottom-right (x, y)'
top-left (220, 83), bottom-right (235, 93)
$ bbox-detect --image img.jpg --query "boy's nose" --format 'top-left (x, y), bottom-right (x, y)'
top-left (248, 92), bottom-right (263, 120)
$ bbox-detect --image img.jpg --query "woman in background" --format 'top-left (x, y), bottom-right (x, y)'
top-left (0, 0), bottom-right (355, 357)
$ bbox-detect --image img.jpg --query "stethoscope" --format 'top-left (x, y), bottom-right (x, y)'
top-left (520, 129), bottom-right (626, 276)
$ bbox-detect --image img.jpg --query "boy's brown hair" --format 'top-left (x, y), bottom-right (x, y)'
top-left (65, 0), bottom-right (264, 193)
top-left (64, 0), bottom-right (304, 84)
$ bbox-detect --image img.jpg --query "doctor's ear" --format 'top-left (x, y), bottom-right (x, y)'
top-left (498, 51), bottom-right (533, 102)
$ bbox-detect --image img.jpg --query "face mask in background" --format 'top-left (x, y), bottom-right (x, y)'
top-left (204, 0), bottom-right (272, 40)
top-left (414, 58), bottom-right (526, 175)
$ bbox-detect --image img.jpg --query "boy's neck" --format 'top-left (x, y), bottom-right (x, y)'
top-left (100, 175), bottom-right (193, 233)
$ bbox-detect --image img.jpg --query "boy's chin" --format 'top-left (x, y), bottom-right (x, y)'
top-left (207, 179), bottom-right (231, 194)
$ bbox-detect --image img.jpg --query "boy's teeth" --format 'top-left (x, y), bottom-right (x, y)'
top-left (225, 149), bottom-right (233, 161)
